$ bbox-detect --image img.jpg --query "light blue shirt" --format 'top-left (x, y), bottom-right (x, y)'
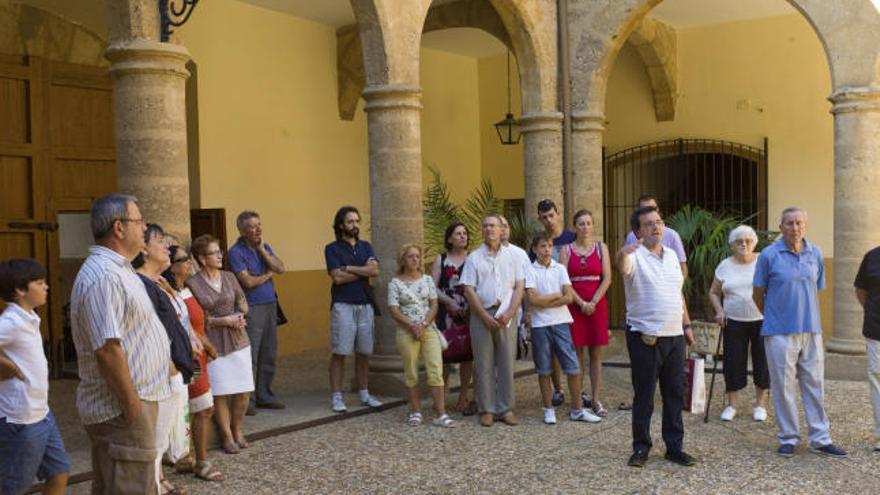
top-left (753, 239), bottom-right (825, 336)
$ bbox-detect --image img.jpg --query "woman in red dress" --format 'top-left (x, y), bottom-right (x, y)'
top-left (559, 209), bottom-right (611, 417)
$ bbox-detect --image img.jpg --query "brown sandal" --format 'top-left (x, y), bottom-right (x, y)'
top-left (195, 460), bottom-right (225, 482)
top-left (222, 441), bottom-right (240, 454)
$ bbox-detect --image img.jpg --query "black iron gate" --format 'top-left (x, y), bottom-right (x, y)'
top-left (603, 138), bottom-right (768, 328)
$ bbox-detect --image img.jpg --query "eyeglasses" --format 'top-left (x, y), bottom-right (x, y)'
top-left (641, 220), bottom-right (664, 229)
top-left (119, 217), bottom-right (144, 225)
top-left (173, 255), bottom-right (191, 264)
top-left (732, 238), bottom-right (755, 245)
top-left (205, 250), bottom-right (222, 257)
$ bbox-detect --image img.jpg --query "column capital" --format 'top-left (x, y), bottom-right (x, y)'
top-left (571, 111), bottom-right (606, 132)
top-left (105, 39), bottom-right (190, 79)
top-left (519, 112), bottom-right (563, 134)
top-left (362, 84), bottom-right (423, 112)
top-left (828, 86), bottom-right (880, 114)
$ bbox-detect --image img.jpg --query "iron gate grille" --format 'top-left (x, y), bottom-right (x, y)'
top-left (603, 138), bottom-right (768, 328)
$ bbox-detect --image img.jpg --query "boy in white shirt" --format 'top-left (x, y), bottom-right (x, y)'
top-left (0, 259), bottom-right (70, 495)
top-left (526, 233), bottom-right (602, 425)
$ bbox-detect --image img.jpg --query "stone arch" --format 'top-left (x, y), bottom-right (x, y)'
top-left (339, 0), bottom-right (512, 120)
top-left (340, 0), bottom-right (556, 119)
top-left (0, 0), bottom-right (107, 66)
top-left (570, 0), bottom-right (880, 114)
top-left (627, 17), bottom-right (677, 121)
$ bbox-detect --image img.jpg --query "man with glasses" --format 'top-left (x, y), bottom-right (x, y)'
top-left (229, 210), bottom-right (286, 415)
top-left (624, 195), bottom-right (688, 278)
top-left (618, 205), bottom-right (696, 468)
top-left (753, 207), bottom-right (847, 458)
top-left (461, 215), bottom-right (525, 427)
top-left (70, 194), bottom-right (172, 494)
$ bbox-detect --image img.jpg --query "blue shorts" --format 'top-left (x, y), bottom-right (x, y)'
top-left (0, 411), bottom-right (71, 495)
top-left (532, 323), bottom-right (580, 375)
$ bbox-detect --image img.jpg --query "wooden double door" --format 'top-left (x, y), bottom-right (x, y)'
top-left (0, 54), bottom-right (116, 376)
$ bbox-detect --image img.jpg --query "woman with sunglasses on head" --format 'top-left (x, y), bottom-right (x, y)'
top-left (186, 234), bottom-right (253, 455)
top-left (558, 209), bottom-right (612, 417)
top-left (162, 245), bottom-right (225, 482)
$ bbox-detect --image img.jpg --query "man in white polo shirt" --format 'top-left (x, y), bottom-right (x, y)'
top-left (617, 205), bottom-right (696, 468)
top-left (461, 215), bottom-right (525, 427)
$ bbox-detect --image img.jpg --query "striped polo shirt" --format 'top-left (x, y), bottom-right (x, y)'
top-left (622, 244), bottom-right (684, 336)
top-left (71, 245), bottom-right (171, 425)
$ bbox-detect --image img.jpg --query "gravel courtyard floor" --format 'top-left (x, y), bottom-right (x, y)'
top-left (66, 352), bottom-right (880, 495)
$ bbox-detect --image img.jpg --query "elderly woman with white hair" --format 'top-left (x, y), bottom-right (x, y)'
top-left (708, 224), bottom-right (769, 422)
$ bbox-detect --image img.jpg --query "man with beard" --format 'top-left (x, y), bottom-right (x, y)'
top-left (229, 210), bottom-right (286, 415)
top-left (324, 206), bottom-right (383, 413)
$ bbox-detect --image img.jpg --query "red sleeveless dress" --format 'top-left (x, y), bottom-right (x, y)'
top-left (566, 243), bottom-right (609, 347)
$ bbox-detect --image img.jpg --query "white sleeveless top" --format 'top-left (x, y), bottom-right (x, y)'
top-left (714, 257), bottom-right (763, 322)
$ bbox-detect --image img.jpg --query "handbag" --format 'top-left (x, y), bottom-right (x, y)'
top-left (275, 292), bottom-right (288, 326)
top-left (442, 319), bottom-right (473, 363)
top-left (683, 357), bottom-right (707, 414)
top-left (436, 327), bottom-right (449, 350)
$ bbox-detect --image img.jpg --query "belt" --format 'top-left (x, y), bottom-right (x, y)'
top-left (570, 275), bottom-right (600, 282)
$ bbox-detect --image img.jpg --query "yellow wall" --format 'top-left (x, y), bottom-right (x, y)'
top-left (179, 0), bottom-right (485, 270)
top-left (605, 14), bottom-right (834, 253)
top-left (478, 52), bottom-right (524, 199)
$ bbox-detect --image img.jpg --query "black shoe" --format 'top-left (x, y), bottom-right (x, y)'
top-left (256, 401), bottom-right (286, 410)
top-left (627, 450), bottom-right (649, 468)
top-left (581, 391), bottom-right (593, 409)
top-left (551, 390), bottom-right (565, 407)
top-left (245, 406), bottom-right (258, 416)
top-left (664, 450), bottom-right (697, 467)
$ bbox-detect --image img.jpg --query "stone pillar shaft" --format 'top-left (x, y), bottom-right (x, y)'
top-left (521, 112), bottom-right (564, 220)
top-left (362, 84), bottom-right (424, 370)
top-left (827, 86), bottom-right (880, 355)
top-left (571, 111), bottom-right (606, 240)
top-left (106, 40), bottom-right (192, 242)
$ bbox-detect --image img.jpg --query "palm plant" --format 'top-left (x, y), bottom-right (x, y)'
top-left (423, 166), bottom-right (527, 257)
top-left (665, 206), bottom-right (777, 318)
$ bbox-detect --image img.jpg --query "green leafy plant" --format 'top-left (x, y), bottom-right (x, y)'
top-left (665, 205), bottom-right (777, 318)
top-left (422, 166), bottom-right (529, 257)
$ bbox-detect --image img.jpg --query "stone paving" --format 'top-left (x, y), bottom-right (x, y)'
top-left (60, 348), bottom-right (880, 494)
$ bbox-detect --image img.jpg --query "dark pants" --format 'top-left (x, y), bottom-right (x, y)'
top-left (247, 302), bottom-right (279, 406)
top-left (723, 318), bottom-right (769, 392)
top-left (626, 330), bottom-right (685, 454)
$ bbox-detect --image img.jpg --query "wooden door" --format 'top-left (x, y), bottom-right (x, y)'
top-left (0, 54), bottom-right (116, 376)
top-left (0, 54), bottom-right (51, 331)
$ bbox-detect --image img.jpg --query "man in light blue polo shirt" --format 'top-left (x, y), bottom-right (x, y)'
top-left (753, 207), bottom-right (846, 458)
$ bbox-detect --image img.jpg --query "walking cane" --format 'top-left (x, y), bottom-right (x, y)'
top-left (703, 323), bottom-right (724, 423)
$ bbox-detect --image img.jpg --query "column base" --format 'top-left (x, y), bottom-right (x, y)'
top-left (368, 353), bottom-right (404, 372)
top-left (825, 336), bottom-right (866, 355)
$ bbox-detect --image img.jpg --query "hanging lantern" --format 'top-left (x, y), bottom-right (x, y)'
top-left (494, 51), bottom-right (521, 145)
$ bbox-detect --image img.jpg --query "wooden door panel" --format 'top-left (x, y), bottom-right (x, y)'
top-left (49, 84), bottom-right (114, 149)
top-left (0, 155), bottom-right (34, 217)
top-left (52, 159), bottom-right (116, 198)
top-left (0, 77), bottom-right (30, 143)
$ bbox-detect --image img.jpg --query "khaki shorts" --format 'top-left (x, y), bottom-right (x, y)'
top-left (330, 303), bottom-right (374, 355)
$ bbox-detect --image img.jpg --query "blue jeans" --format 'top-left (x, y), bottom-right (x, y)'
top-left (532, 323), bottom-right (580, 375)
top-left (0, 411), bottom-right (71, 495)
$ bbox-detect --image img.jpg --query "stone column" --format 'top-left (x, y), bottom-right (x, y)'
top-left (520, 112), bottom-right (564, 219)
top-left (571, 111), bottom-right (606, 240)
top-left (827, 86), bottom-right (880, 355)
top-left (105, 40), bottom-right (192, 242)
top-left (362, 84), bottom-right (424, 371)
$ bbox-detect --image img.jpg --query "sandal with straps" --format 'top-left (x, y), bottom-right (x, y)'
top-left (407, 412), bottom-right (423, 426)
top-left (593, 401), bottom-right (609, 418)
top-left (194, 460), bottom-right (225, 482)
top-left (432, 413), bottom-right (457, 428)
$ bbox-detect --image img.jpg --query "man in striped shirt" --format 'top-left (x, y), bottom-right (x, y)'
top-left (617, 205), bottom-right (695, 469)
top-left (70, 194), bottom-right (171, 495)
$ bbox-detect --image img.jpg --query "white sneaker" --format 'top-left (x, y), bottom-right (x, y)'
top-left (543, 408), bottom-right (557, 425)
top-left (331, 395), bottom-right (347, 413)
top-left (361, 394), bottom-right (383, 408)
top-left (720, 406), bottom-right (736, 421)
top-left (570, 408), bottom-right (602, 423)
top-left (753, 406), bottom-right (767, 422)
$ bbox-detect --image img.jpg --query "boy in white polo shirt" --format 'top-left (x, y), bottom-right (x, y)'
top-left (526, 233), bottom-right (602, 425)
top-left (0, 259), bottom-right (70, 495)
